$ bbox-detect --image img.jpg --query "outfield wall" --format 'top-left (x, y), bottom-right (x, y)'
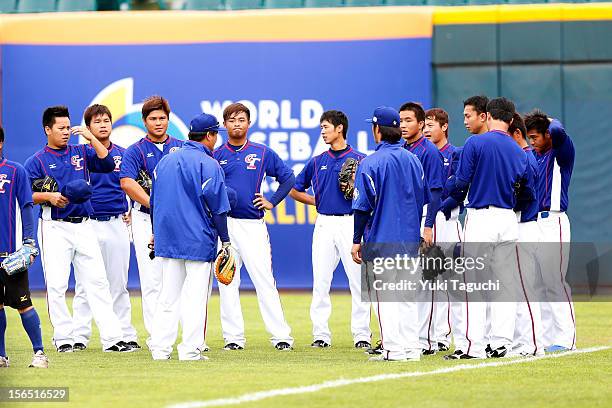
top-left (0, 4), bottom-right (610, 290)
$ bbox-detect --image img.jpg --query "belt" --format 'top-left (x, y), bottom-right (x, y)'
top-left (539, 211), bottom-right (550, 219)
top-left (91, 215), bottom-right (121, 221)
top-left (323, 213), bottom-right (352, 217)
top-left (0, 252), bottom-right (9, 257)
top-left (55, 216), bottom-right (88, 223)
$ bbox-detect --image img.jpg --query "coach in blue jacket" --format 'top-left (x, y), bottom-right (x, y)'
top-left (149, 113), bottom-right (231, 361)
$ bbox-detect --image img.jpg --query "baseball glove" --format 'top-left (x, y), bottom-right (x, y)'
top-left (1, 239), bottom-right (39, 276)
top-left (419, 239), bottom-right (447, 281)
top-left (136, 169), bottom-right (153, 195)
top-left (338, 157), bottom-right (359, 200)
top-left (32, 176), bottom-right (59, 193)
top-left (214, 243), bottom-right (236, 286)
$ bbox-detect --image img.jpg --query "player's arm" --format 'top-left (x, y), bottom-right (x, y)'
top-left (351, 165), bottom-right (376, 264)
top-left (289, 158), bottom-right (316, 206)
top-left (253, 151), bottom-right (296, 210)
top-left (422, 151), bottom-right (444, 244)
top-left (202, 165), bottom-right (232, 245)
top-left (74, 127), bottom-right (115, 173)
top-left (451, 138), bottom-right (476, 195)
top-left (119, 148), bottom-right (150, 208)
top-left (24, 157), bottom-right (69, 208)
top-left (548, 119), bottom-right (575, 168)
top-left (15, 165), bottom-right (35, 242)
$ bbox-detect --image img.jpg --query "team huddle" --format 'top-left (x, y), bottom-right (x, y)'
top-left (0, 94), bottom-right (575, 366)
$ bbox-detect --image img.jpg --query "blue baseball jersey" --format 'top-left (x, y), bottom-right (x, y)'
top-left (213, 141), bottom-right (294, 219)
top-left (518, 146), bottom-right (539, 223)
top-left (532, 119), bottom-right (574, 212)
top-left (151, 141), bottom-right (230, 262)
top-left (439, 143), bottom-right (457, 198)
top-left (405, 136), bottom-right (444, 205)
top-left (352, 141), bottom-right (425, 244)
top-left (90, 143), bottom-right (129, 217)
top-left (119, 136), bottom-right (184, 213)
top-left (24, 144), bottom-right (115, 220)
top-left (294, 146), bottom-right (366, 215)
top-left (0, 158), bottom-right (34, 254)
top-left (455, 130), bottom-right (527, 210)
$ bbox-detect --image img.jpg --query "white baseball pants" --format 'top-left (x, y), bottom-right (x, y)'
top-left (310, 214), bottom-right (371, 345)
top-left (150, 258), bottom-right (213, 360)
top-left (218, 217), bottom-right (293, 347)
top-left (72, 216), bottom-right (138, 345)
top-left (38, 219), bottom-right (123, 349)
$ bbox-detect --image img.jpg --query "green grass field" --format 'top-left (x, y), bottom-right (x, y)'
top-left (2, 293), bottom-right (611, 408)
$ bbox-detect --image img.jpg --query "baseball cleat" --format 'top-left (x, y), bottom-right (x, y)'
top-left (365, 340), bottom-right (383, 355)
top-left (545, 345), bottom-right (570, 353)
top-left (104, 341), bottom-right (136, 353)
top-left (422, 348), bottom-right (436, 355)
top-left (437, 342), bottom-right (450, 352)
top-left (0, 356), bottom-right (9, 368)
top-left (29, 350), bottom-right (49, 368)
top-left (223, 343), bottom-right (244, 351)
top-left (275, 342), bottom-right (292, 351)
top-left (368, 355), bottom-right (407, 362)
top-left (57, 344), bottom-right (73, 353)
top-left (443, 350), bottom-right (464, 360)
top-left (126, 341), bottom-right (141, 350)
top-left (311, 340), bottom-right (330, 348)
top-left (487, 346), bottom-right (508, 358)
top-left (459, 353), bottom-right (479, 359)
top-left (73, 343), bottom-right (87, 351)
top-left (355, 341), bottom-right (371, 349)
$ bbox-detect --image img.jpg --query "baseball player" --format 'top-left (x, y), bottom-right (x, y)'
top-left (72, 104), bottom-right (139, 351)
top-left (0, 126), bottom-right (48, 368)
top-left (463, 95), bottom-right (489, 136)
top-left (508, 113), bottom-right (544, 357)
top-left (149, 113), bottom-right (230, 361)
top-left (423, 108), bottom-right (460, 353)
top-left (120, 96), bottom-right (183, 342)
top-left (524, 110), bottom-right (576, 352)
top-left (351, 106), bottom-right (425, 362)
top-left (213, 102), bottom-right (295, 351)
top-left (289, 110), bottom-right (371, 349)
top-left (24, 106), bottom-right (132, 353)
top-left (399, 102), bottom-right (445, 355)
top-left (447, 97), bottom-right (528, 359)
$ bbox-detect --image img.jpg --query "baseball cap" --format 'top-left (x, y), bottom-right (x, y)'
top-left (365, 106), bottom-right (401, 128)
top-left (189, 113), bottom-right (226, 133)
top-left (60, 179), bottom-right (92, 204)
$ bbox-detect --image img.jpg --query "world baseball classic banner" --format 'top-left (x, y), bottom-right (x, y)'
top-left (0, 9), bottom-right (432, 290)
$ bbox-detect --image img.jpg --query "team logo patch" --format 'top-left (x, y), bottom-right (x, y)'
top-left (113, 155), bottom-right (122, 172)
top-left (169, 147), bottom-right (180, 154)
top-left (49, 164), bottom-right (57, 169)
top-left (71, 155), bottom-right (84, 171)
top-left (219, 160), bottom-right (228, 165)
top-left (147, 153), bottom-right (154, 158)
top-left (320, 165), bottom-right (327, 170)
top-left (353, 187), bottom-right (359, 201)
top-left (0, 174), bottom-right (11, 194)
top-left (245, 154), bottom-right (261, 170)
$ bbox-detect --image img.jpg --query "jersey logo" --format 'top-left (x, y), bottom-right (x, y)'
top-left (71, 155), bottom-right (84, 171)
top-left (147, 153), bottom-right (154, 158)
top-left (245, 154), bottom-right (261, 170)
top-left (320, 165), bottom-right (327, 170)
top-left (113, 155), bottom-right (122, 172)
top-left (219, 160), bottom-right (228, 165)
top-left (169, 147), bottom-right (180, 154)
top-left (49, 164), bottom-right (57, 169)
top-left (0, 174), bottom-right (11, 194)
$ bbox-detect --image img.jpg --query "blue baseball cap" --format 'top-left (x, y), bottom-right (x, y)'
top-left (60, 179), bottom-right (92, 204)
top-left (189, 113), bottom-right (226, 133)
top-left (365, 106), bottom-right (401, 128)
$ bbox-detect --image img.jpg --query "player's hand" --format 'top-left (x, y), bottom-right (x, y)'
top-left (351, 243), bottom-right (362, 264)
top-left (48, 192), bottom-right (69, 208)
top-left (253, 193), bottom-right (273, 210)
top-left (71, 126), bottom-right (95, 141)
top-left (122, 212), bottom-right (132, 226)
top-left (423, 227), bottom-right (434, 247)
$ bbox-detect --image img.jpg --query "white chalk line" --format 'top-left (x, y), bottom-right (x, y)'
top-left (167, 346), bottom-right (610, 408)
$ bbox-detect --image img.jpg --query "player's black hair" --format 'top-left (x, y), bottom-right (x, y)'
top-left (508, 113), bottom-right (527, 139)
top-left (142, 95), bottom-right (170, 120)
top-left (223, 103), bottom-right (250, 122)
top-left (486, 97), bottom-right (515, 124)
top-left (320, 110), bottom-right (348, 139)
top-left (376, 124), bottom-right (402, 143)
top-left (524, 109), bottom-right (550, 136)
top-left (0, 126), bottom-right (4, 143)
top-left (84, 104), bottom-right (113, 126)
top-left (398, 102), bottom-right (425, 123)
top-left (425, 108), bottom-right (449, 137)
top-left (42, 105), bottom-right (70, 129)
top-left (188, 130), bottom-right (217, 142)
top-left (463, 95), bottom-right (489, 115)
